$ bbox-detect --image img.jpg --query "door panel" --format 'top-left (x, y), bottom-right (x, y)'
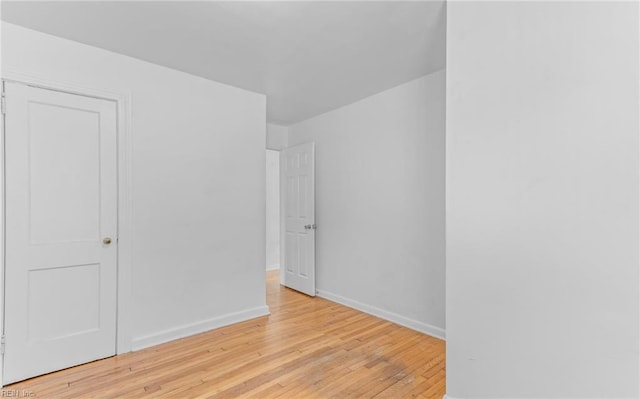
top-left (28, 101), bottom-right (101, 244)
top-left (28, 264), bottom-right (101, 341)
top-left (3, 82), bottom-right (118, 384)
top-left (281, 143), bottom-right (315, 296)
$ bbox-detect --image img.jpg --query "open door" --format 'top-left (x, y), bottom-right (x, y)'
top-left (280, 142), bottom-right (315, 296)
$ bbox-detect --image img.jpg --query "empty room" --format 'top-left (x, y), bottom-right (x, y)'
top-left (0, 1), bottom-right (638, 399)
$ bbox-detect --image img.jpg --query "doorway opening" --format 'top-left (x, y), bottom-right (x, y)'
top-left (265, 149), bottom-right (281, 284)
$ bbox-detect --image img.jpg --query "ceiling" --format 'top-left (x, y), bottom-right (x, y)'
top-left (1, 1), bottom-right (446, 125)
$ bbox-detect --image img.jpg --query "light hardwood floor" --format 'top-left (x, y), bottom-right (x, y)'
top-left (6, 270), bottom-right (446, 398)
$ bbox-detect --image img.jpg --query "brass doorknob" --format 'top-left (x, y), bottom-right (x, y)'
top-left (103, 237), bottom-right (112, 245)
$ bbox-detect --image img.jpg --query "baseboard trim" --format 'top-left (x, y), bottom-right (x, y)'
top-left (131, 305), bottom-right (271, 351)
top-left (266, 264), bottom-right (280, 271)
top-left (316, 289), bottom-right (445, 340)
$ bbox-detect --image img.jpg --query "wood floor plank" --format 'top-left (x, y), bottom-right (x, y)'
top-left (6, 270), bottom-right (445, 397)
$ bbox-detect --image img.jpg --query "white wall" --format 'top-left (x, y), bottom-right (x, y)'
top-left (288, 71), bottom-right (446, 338)
top-left (446, 2), bottom-right (639, 398)
top-left (266, 150), bottom-right (280, 270)
top-left (1, 23), bottom-right (268, 350)
top-left (266, 123), bottom-right (288, 150)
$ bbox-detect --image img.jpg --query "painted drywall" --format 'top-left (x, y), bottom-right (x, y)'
top-left (2, 1), bottom-right (446, 125)
top-left (1, 23), bottom-right (268, 350)
top-left (446, 2), bottom-right (639, 398)
top-left (266, 123), bottom-right (288, 150)
top-left (266, 150), bottom-right (280, 271)
top-left (288, 71), bottom-right (446, 338)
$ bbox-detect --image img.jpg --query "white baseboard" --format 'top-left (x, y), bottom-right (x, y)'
top-left (131, 305), bottom-right (270, 351)
top-left (316, 289), bottom-right (446, 341)
top-left (266, 264), bottom-right (280, 271)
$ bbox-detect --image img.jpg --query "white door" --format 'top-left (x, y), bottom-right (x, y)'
top-left (3, 82), bottom-right (118, 384)
top-left (281, 142), bottom-right (315, 296)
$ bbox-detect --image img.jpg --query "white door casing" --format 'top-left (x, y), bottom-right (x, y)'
top-left (3, 82), bottom-right (118, 384)
top-left (281, 142), bottom-right (316, 296)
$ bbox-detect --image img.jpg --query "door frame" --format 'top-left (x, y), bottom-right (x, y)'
top-left (0, 70), bottom-right (133, 385)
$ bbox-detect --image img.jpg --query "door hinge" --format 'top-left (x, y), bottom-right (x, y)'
top-left (1, 92), bottom-right (6, 115)
top-left (1, 335), bottom-right (6, 355)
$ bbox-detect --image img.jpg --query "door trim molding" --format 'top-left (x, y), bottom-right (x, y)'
top-left (0, 70), bottom-right (134, 385)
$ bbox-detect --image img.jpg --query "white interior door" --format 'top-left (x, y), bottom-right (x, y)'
top-left (3, 82), bottom-right (118, 384)
top-left (281, 142), bottom-right (315, 296)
